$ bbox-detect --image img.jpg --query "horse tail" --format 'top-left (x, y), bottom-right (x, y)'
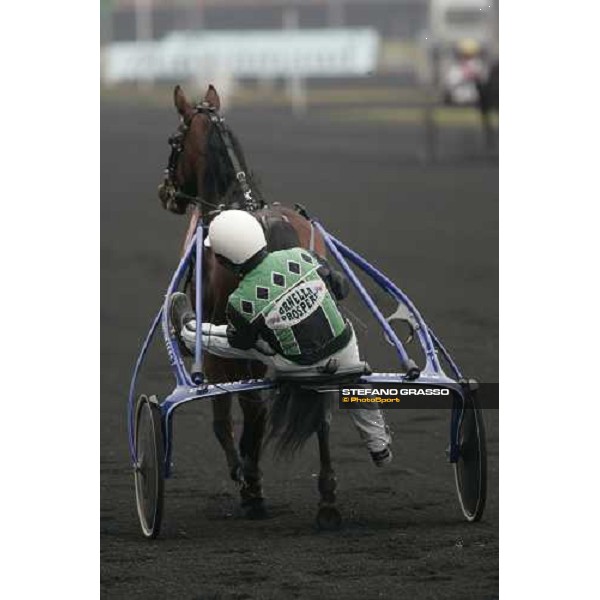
top-left (267, 384), bottom-right (331, 457)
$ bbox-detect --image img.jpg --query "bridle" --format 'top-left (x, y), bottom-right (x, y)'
top-left (158, 101), bottom-right (263, 214)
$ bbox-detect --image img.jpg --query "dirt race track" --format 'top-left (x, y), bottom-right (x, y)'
top-left (101, 96), bottom-right (498, 599)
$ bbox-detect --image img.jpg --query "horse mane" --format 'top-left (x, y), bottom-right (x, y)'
top-left (203, 123), bottom-right (266, 208)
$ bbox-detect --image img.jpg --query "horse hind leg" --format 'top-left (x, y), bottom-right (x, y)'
top-left (211, 395), bottom-right (243, 483)
top-left (316, 404), bottom-right (341, 530)
top-left (238, 391), bottom-right (269, 518)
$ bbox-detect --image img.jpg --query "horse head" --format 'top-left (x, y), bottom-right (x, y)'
top-left (158, 84), bottom-right (263, 216)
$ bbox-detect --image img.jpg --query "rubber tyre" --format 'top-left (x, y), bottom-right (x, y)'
top-left (453, 394), bottom-right (487, 522)
top-left (134, 394), bottom-right (165, 539)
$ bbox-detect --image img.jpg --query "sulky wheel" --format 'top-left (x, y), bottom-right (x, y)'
top-left (454, 392), bottom-right (487, 522)
top-left (133, 394), bottom-right (165, 539)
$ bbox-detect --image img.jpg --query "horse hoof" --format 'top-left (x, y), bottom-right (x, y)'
top-left (230, 464), bottom-right (244, 483)
top-left (316, 505), bottom-right (342, 531)
top-left (243, 498), bottom-right (268, 520)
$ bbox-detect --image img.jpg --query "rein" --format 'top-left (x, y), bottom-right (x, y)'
top-left (158, 101), bottom-right (262, 214)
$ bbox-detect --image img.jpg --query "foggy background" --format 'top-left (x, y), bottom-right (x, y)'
top-left (101, 0), bottom-right (499, 156)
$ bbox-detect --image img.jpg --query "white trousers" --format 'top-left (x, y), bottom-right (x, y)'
top-left (181, 322), bottom-right (391, 453)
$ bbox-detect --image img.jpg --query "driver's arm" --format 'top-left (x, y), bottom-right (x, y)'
top-left (225, 302), bottom-right (261, 350)
top-left (314, 253), bottom-right (350, 300)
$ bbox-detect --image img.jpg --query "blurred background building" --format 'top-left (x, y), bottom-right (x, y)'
top-left (101, 0), bottom-right (498, 159)
top-left (101, 0), bottom-right (498, 96)
top-left (103, 0), bottom-right (431, 40)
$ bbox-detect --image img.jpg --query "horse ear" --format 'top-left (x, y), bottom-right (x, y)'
top-left (173, 85), bottom-right (193, 119)
top-left (205, 84), bottom-right (221, 110)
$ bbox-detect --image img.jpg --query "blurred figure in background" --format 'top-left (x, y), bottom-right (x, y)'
top-left (442, 38), bottom-right (486, 105)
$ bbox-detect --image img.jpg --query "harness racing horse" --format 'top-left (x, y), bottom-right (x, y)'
top-left (157, 84), bottom-right (341, 526)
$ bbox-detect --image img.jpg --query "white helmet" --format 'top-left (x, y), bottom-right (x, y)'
top-left (204, 210), bottom-right (267, 265)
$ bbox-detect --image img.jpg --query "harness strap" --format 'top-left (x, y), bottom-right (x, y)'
top-left (204, 108), bottom-right (260, 212)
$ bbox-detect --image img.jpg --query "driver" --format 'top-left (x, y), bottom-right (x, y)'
top-left (170, 209), bottom-right (392, 466)
top-left (456, 38), bottom-right (485, 81)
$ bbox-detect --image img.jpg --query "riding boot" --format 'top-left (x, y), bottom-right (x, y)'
top-left (348, 408), bottom-right (393, 466)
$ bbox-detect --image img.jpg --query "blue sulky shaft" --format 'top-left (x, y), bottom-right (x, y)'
top-left (313, 222), bottom-right (420, 379)
top-left (327, 232), bottom-right (442, 376)
top-left (128, 306), bottom-right (163, 464)
top-left (192, 225), bottom-right (204, 384)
